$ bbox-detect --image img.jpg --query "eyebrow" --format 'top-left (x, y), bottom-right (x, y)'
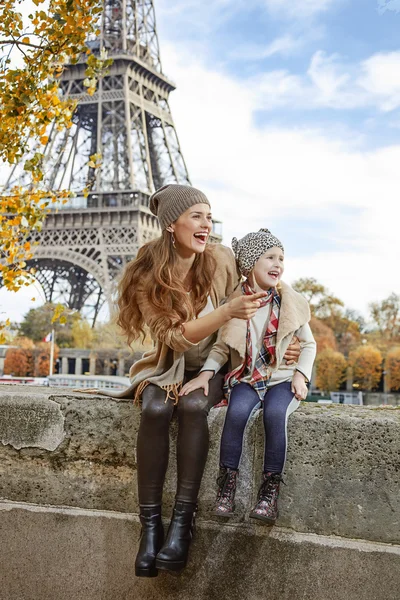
top-left (190, 211), bottom-right (212, 216)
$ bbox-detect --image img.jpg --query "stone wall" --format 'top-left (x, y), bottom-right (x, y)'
top-left (0, 385), bottom-right (399, 600)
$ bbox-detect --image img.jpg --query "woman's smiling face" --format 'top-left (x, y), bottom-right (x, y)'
top-left (250, 247), bottom-right (285, 290)
top-left (168, 203), bottom-right (213, 255)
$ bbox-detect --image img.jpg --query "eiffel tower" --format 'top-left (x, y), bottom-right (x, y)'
top-left (5, 0), bottom-right (211, 324)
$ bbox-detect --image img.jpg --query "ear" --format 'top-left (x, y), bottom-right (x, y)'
top-left (166, 225), bottom-right (174, 233)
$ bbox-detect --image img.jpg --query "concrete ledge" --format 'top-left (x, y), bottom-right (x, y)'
top-left (1, 501), bottom-right (399, 600)
top-left (0, 386), bottom-right (399, 545)
top-left (0, 394), bottom-right (65, 451)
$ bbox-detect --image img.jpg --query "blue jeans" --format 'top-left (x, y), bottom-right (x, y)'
top-left (219, 381), bottom-right (299, 474)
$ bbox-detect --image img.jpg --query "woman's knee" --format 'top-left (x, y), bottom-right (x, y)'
top-left (177, 393), bottom-right (209, 418)
top-left (141, 385), bottom-right (173, 422)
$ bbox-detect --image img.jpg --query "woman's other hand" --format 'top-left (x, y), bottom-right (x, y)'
top-left (179, 370), bottom-right (214, 396)
top-left (226, 292), bottom-right (267, 320)
top-left (284, 335), bottom-right (301, 365)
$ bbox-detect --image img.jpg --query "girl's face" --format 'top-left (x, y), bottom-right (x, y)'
top-left (250, 246), bottom-right (285, 290)
top-left (168, 203), bottom-right (213, 255)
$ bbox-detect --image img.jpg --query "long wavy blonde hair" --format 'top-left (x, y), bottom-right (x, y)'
top-left (117, 231), bottom-right (217, 347)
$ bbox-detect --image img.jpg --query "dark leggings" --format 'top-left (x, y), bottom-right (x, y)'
top-left (137, 371), bottom-right (225, 507)
top-left (220, 381), bottom-right (299, 474)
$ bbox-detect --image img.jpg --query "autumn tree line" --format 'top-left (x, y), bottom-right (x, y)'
top-left (2, 302), bottom-right (131, 377)
top-left (2, 278), bottom-right (399, 393)
top-left (293, 279), bottom-right (400, 393)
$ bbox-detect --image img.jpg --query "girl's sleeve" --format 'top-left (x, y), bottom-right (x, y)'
top-left (200, 329), bottom-right (230, 374)
top-left (136, 289), bottom-right (197, 353)
top-left (294, 323), bottom-right (317, 382)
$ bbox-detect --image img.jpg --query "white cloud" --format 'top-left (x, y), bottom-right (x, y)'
top-left (359, 52), bottom-right (400, 111)
top-left (161, 44), bottom-right (398, 316)
top-left (247, 50), bottom-right (400, 113)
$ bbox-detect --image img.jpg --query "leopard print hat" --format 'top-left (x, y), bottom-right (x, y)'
top-left (231, 228), bottom-right (284, 276)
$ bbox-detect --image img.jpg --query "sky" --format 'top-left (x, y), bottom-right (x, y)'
top-left (1, 0), bottom-right (399, 323)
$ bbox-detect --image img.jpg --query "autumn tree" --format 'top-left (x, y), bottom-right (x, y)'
top-left (34, 340), bottom-right (59, 376)
top-left (370, 293), bottom-right (400, 343)
top-left (292, 278), bottom-right (344, 319)
top-left (309, 316), bottom-right (337, 352)
top-left (93, 320), bottom-right (154, 353)
top-left (385, 347), bottom-right (400, 392)
top-left (4, 347), bottom-right (30, 376)
top-left (4, 335), bottom-right (34, 375)
top-left (0, 0), bottom-right (108, 311)
top-left (315, 348), bottom-right (347, 393)
top-left (72, 318), bottom-right (94, 349)
top-left (19, 302), bottom-right (78, 343)
top-left (293, 278), bottom-right (362, 355)
top-left (348, 345), bottom-right (382, 391)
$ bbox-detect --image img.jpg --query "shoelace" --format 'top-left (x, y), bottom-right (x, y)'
top-left (259, 474), bottom-right (283, 502)
top-left (217, 471), bottom-right (235, 498)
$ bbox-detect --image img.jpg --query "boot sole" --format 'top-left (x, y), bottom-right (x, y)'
top-left (249, 511), bottom-right (277, 525)
top-left (155, 558), bottom-right (187, 573)
top-left (135, 566), bottom-right (158, 578)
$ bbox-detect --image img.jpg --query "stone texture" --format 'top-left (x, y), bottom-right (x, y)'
top-left (0, 387), bottom-right (399, 544)
top-left (1, 502), bottom-right (399, 600)
top-left (0, 391), bottom-right (65, 451)
top-left (0, 386), bottom-right (137, 512)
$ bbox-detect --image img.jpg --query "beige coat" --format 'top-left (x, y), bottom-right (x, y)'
top-left (202, 281), bottom-right (316, 386)
top-left (98, 243), bottom-right (240, 402)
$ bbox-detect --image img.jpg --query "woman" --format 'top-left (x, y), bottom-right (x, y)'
top-left (102, 184), bottom-right (300, 576)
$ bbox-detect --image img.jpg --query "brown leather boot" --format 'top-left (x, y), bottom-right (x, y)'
top-left (249, 472), bottom-right (283, 525)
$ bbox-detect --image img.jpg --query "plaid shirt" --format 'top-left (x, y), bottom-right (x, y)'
top-left (223, 282), bottom-right (281, 401)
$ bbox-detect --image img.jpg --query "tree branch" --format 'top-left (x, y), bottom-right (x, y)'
top-left (0, 39), bottom-right (44, 50)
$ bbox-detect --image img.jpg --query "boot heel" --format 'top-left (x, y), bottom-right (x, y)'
top-left (135, 565), bottom-right (158, 578)
top-left (155, 557), bottom-right (186, 572)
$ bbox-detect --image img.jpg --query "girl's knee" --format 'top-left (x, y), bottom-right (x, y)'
top-left (263, 403), bottom-right (286, 422)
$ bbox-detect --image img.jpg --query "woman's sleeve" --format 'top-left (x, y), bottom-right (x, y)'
top-left (200, 329), bottom-right (230, 374)
top-left (295, 323), bottom-right (317, 382)
top-left (136, 289), bottom-right (197, 353)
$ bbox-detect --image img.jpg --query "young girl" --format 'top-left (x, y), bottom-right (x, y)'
top-left (180, 228), bottom-right (316, 524)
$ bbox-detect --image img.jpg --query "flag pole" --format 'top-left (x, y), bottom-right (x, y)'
top-left (49, 329), bottom-right (55, 377)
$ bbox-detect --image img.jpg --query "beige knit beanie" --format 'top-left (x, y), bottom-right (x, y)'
top-left (149, 184), bottom-right (211, 230)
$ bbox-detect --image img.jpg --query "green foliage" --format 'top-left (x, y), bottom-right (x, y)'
top-left (19, 302), bottom-right (79, 343)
